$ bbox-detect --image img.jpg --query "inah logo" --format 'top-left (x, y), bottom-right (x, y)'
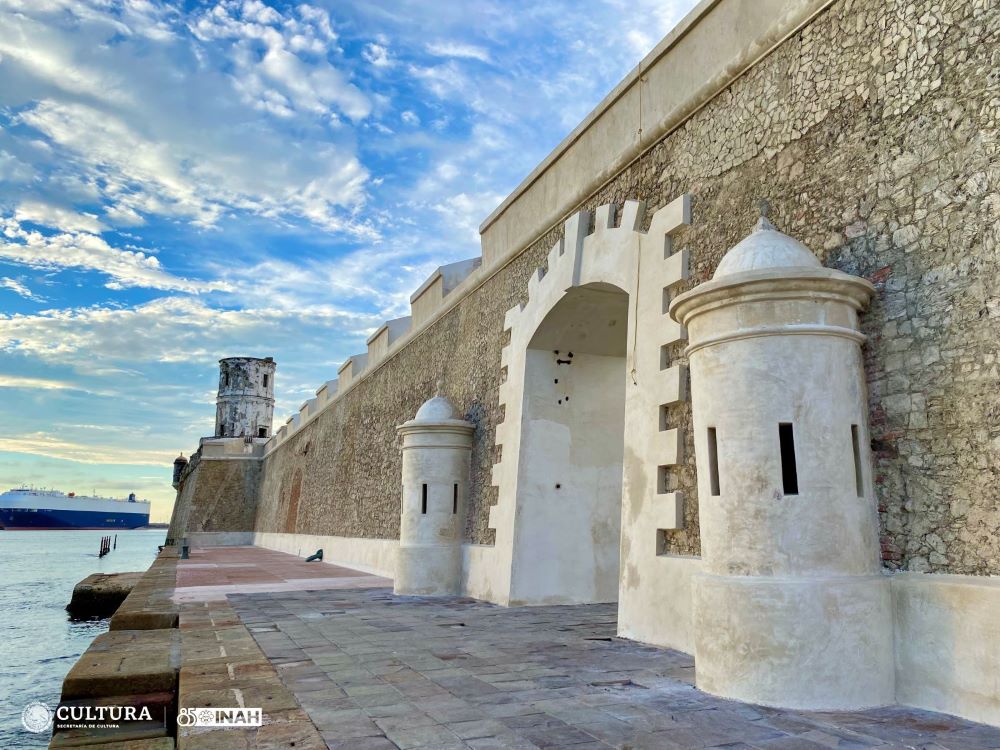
top-left (21, 701), bottom-right (53, 733)
top-left (177, 707), bottom-right (263, 727)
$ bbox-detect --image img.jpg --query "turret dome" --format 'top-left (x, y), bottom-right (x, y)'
top-left (414, 395), bottom-right (456, 422)
top-left (713, 216), bottom-right (820, 280)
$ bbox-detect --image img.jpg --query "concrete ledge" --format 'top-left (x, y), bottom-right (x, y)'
top-left (252, 532), bottom-right (398, 578)
top-left (618, 554), bottom-right (702, 655)
top-left (185, 531), bottom-right (255, 548)
top-left (110, 551), bottom-right (179, 631)
top-left (893, 572), bottom-right (1000, 726)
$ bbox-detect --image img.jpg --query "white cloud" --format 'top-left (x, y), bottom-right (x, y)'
top-left (0, 432), bottom-right (173, 466)
top-left (0, 296), bottom-right (374, 368)
top-left (407, 60), bottom-right (470, 101)
top-left (189, 1), bottom-right (371, 121)
top-left (103, 204), bottom-right (146, 227)
top-left (0, 277), bottom-right (43, 301)
top-left (431, 190), bottom-right (506, 243)
top-left (362, 42), bottom-right (393, 68)
top-left (0, 374), bottom-right (77, 390)
top-left (0, 149), bottom-right (34, 183)
top-left (16, 199), bottom-right (107, 233)
top-left (0, 217), bottom-right (229, 293)
top-left (401, 110), bottom-right (420, 126)
top-left (425, 41), bottom-right (491, 63)
top-left (0, 2), bottom-right (375, 235)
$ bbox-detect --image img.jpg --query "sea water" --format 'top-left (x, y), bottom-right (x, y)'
top-left (0, 529), bottom-right (165, 748)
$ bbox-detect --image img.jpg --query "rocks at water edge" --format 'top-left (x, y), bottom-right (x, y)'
top-left (66, 572), bottom-right (144, 619)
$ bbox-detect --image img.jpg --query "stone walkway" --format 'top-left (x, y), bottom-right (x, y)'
top-left (174, 545), bottom-right (391, 602)
top-left (229, 587), bottom-right (1000, 750)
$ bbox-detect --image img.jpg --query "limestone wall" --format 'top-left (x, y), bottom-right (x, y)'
top-left (168, 455), bottom-right (261, 541)
top-left (250, 0), bottom-right (998, 574)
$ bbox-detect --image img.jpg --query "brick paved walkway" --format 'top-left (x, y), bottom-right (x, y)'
top-left (230, 587), bottom-right (1000, 750)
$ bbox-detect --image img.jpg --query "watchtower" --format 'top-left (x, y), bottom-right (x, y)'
top-left (215, 357), bottom-right (276, 439)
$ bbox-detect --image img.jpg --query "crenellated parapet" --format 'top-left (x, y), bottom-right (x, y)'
top-left (263, 257), bottom-right (483, 453)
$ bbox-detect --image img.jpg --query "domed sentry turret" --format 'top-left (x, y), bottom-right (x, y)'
top-left (669, 206), bottom-right (890, 710)
top-left (214, 357), bottom-right (276, 439)
top-left (394, 387), bottom-right (474, 596)
top-left (172, 452), bottom-right (188, 488)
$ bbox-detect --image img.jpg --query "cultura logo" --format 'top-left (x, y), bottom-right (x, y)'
top-left (23, 701), bottom-right (156, 733)
top-left (21, 702), bottom-right (53, 733)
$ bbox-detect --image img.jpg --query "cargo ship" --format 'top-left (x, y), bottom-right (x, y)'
top-left (0, 488), bottom-right (151, 530)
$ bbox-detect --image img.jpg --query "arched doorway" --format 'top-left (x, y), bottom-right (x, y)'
top-left (508, 282), bottom-right (629, 604)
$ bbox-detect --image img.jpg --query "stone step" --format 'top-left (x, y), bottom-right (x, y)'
top-left (62, 630), bottom-right (180, 700)
top-left (109, 555), bottom-right (179, 632)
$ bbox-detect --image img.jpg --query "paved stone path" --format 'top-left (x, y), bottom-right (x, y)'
top-left (174, 545), bottom-right (390, 602)
top-left (230, 587), bottom-right (1000, 750)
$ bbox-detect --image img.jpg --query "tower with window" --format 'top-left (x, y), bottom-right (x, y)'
top-left (214, 356), bottom-right (276, 440)
top-left (394, 388), bottom-right (473, 596)
top-left (670, 208), bottom-right (892, 709)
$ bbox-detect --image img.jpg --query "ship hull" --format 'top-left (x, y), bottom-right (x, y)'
top-left (0, 507), bottom-right (150, 530)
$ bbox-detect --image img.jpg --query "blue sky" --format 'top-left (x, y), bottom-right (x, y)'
top-left (0, 0), bottom-right (697, 521)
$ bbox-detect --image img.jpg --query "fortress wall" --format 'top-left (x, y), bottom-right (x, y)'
top-left (169, 455), bottom-right (261, 541)
top-left (253, 0), bottom-right (999, 575)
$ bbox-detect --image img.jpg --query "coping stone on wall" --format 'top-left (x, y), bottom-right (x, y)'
top-left (477, 0), bottom-right (834, 269)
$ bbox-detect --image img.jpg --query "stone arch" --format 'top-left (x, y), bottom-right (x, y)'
top-left (513, 282), bottom-right (630, 603)
top-left (481, 196), bottom-right (693, 607)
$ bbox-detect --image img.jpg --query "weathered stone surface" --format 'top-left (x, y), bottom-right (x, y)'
top-left (176, 599), bottom-right (325, 750)
top-left (167, 455), bottom-right (261, 543)
top-left (61, 629), bottom-right (180, 700)
top-left (229, 587), bottom-right (1000, 749)
top-left (214, 357), bottom-right (275, 440)
top-left (110, 552), bottom-right (179, 631)
top-left (67, 572), bottom-right (144, 619)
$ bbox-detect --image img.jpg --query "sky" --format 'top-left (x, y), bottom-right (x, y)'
top-left (0, 0), bottom-right (698, 522)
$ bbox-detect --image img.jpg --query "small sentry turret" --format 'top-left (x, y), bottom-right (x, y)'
top-left (172, 452), bottom-right (188, 488)
top-left (394, 386), bottom-right (474, 596)
top-left (669, 204), bottom-right (890, 710)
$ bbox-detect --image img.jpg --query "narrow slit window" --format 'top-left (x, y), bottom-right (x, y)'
top-left (263, 374), bottom-right (269, 388)
top-left (779, 423), bottom-right (799, 495)
top-left (421, 484), bottom-right (427, 514)
top-left (453, 484), bottom-right (458, 514)
top-left (707, 427), bottom-right (720, 497)
top-left (851, 424), bottom-right (864, 497)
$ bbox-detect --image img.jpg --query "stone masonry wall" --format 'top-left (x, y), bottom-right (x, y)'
top-left (169, 456), bottom-right (261, 540)
top-left (253, 0), bottom-right (999, 574)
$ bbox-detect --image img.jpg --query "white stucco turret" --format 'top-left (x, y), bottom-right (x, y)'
top-left (215, 356), bottom-right (276, 439)
top-left (669, 209), bottom-right (893, 710)
top-left (395, 390), bottom-right (474, 596)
